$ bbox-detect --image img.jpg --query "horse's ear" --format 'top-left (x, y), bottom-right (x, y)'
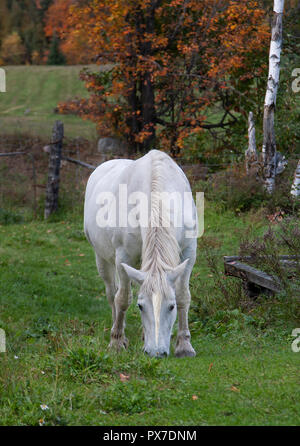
top-left (121, 263), bottom-right (146, 285)
top-left (167, 259), bottom-right (189, 285)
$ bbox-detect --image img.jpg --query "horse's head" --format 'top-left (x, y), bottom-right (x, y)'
top-left (121, 260), bottom-right (189, 357)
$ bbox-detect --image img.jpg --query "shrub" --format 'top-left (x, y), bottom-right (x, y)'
top-left (264, 159), bottom-right (300, 215)
top-left (201, 160), bottom-right (300, 215)
top-left (0, 208), bottom-right (23, 225)
top-left (1, 32), bottom-right (26, 64)
top-left (203, 164), bottom-right (267, 213)
top-left (191, 217), bottom-right (300, 336)
top-left (239, 216), bottom-right (300, 297)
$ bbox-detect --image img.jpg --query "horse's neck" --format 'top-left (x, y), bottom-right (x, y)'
top-left (141, 226), bottom-right (180, 272)
top-left (141, 154), bottom-right (180, 273)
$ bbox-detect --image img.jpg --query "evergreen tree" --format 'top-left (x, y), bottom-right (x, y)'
top-left (47, 32), bottom-right (65, 65)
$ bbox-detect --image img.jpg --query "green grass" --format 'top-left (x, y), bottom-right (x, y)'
top-left (0, 66), bottom-right (97, 139)
top-left (0, 203), bottom-right (299, 426)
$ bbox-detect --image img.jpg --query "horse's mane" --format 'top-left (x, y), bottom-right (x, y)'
top-left (141, 151), bottom-right (180, 297)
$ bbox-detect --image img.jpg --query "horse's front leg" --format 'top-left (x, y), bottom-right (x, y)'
top-left (175, 249), bottom-right (196, 358)
top-left (175, 292), bottom-right (196, 358)
top-left (109, 249), bottom-right (132, 351)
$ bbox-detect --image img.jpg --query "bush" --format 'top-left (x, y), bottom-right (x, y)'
top-left (239, 216), bottom-right (300, 297)
top-left (191, 217), bottom-right (300, 336)
top-left (202, 164), bottom-right (267, 213)
top-left (264, 159), bottom-right (300, 215)
top-left (1, 32), bottom-right (26, 64)
top-left (201, 160), bottom-right (300, 215)
top-left (0, 208), bottom-right (23, 225)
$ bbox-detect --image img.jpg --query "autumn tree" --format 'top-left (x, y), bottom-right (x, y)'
top-left (0, 0), bottom-right (54, 63)
top-left (56, 0), bottom-right (270, 154)
top-left (44, 0), bottom-right (93, 64)
top-left (1, 32), bottom-right (26, 64)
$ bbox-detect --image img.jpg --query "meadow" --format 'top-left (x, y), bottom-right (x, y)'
top-left (0, 65), bottom-right (299, 427)
top-left (0, 66), bottom-right (97, 139)
top-left (0, 201), bottom-right (299, 426)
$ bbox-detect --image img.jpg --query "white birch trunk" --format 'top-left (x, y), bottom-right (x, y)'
top-left (291, 160), bottom-right (300, 198)
top-left (262, 0), bottom-right (285, 193)
top-left (245, 111), bottom-right (258, 174)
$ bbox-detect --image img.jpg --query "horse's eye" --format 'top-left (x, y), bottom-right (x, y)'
top-left (169, 304), bottom-right (175, 312)
top-left (138, 304), bottom-right (143, 311)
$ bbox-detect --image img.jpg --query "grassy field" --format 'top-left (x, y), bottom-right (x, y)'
top-left (0, 202), bottom-right (299, 426)
top-left (0, 66), bottom-right (97, 140)
top-left (0, 65), bottom-right (299, 424)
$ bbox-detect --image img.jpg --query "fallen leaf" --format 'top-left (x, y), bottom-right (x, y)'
top-left (208, 363), bottom-right (213, 372)
top-left (119, 373), bottom-right (130, 382)
top-left (230, 385), bottom-right (240, 393)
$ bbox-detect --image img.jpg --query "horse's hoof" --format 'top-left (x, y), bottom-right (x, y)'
top-left (175, 343), bottom-right (196, 358)
top-left (109, 337), bottom-right (129, 351)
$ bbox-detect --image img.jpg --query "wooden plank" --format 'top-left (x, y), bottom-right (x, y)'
top-left (224, 259), bottom-right (281, 293)
top-left (224, 255), bottom-right (299, 262)
top-left (224, 255), bottom-right (299, 270)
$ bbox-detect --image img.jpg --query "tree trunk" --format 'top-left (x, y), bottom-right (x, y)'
top-left (140, 5), bottom-right (156, 153)
top-left (126, 82), bottom-right (143, 154)
top-left (141, 70), bottom-right (156, 152)
top-left (126, 4), bottom-right (156, 154)
top-left (44, 121), bottom-right (64, 219)
top-left (291, 160), bottom-right (300, 198)
top-left (262, 0), bottom-right (285, 193)
top-left (245, 111), bottom-right (258, 174)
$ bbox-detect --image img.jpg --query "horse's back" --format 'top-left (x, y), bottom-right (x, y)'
top-left (84, 150), bottom-right (196, 261)
top-left (85, 159), bottom-right (133, 202)
top-left (84, 159), bottom-right (133, 252)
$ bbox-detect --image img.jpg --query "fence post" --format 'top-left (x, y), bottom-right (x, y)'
top-left (44, 121), bottom-right (64, 219)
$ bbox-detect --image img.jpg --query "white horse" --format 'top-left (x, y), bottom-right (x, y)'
top-left (84, 150), bottom-right (197, 357)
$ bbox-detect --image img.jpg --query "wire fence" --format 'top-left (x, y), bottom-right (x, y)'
top-left (0, 122), bottom-right (299, 219)
top-left (0, 129), bottom-right (97, 219)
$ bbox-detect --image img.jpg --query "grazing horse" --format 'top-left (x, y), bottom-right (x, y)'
top-left (84, 150), bottom-right (197, 357)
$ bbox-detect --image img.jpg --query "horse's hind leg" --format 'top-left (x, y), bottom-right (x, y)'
top-left (95, 254), bottom-right (117, 324)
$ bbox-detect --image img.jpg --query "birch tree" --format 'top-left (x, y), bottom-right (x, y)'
top-left (245, 111), bottom-right (258, 174)
top-left (291, 160), bottom-right (300, 198)
top-left (262, 0), bottom-right (285, 193)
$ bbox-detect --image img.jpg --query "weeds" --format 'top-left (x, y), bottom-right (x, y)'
top-left (0, 208), bottom-right (23, 225)
top-left (191, 216), bottom-right (300, 338)
top-left (201, 160), bottom-right (300, 216)
top-left (239, 217), bottom-right (300, 298)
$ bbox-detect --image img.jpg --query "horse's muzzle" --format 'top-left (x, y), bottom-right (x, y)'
top-left (144, 348), bottom-right (168, 358)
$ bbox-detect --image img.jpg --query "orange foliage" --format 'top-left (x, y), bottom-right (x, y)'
top-left (44, 0), bottom-right (93, 64)
top-left (55, 0), bottom-right (269, 153)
